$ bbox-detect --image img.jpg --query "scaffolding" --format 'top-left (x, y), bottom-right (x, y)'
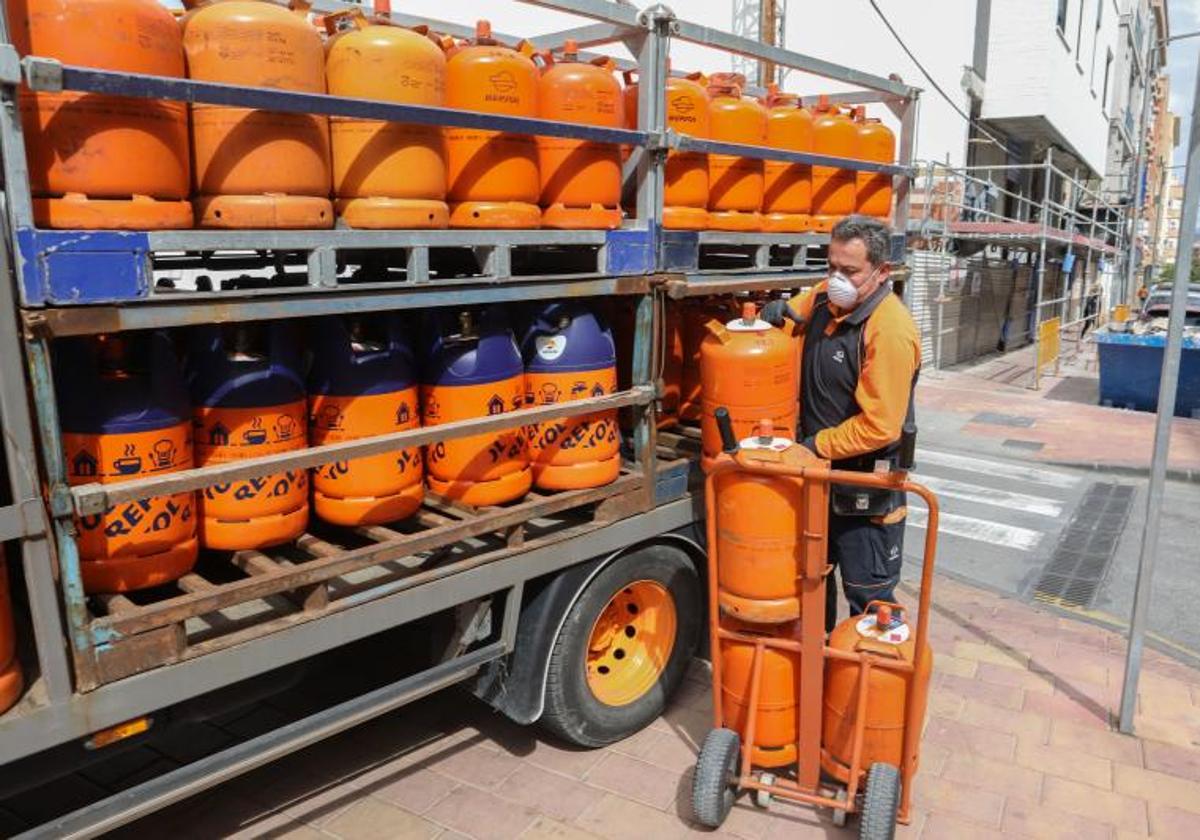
top-left (908, 151), bottom-right (1128, 388)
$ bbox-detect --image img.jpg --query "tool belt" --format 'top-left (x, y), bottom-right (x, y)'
top-left (829, 453), bottom-right (904, 518)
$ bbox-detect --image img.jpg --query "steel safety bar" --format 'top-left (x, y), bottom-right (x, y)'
top-left (69, 384), bottom-right (655, 517)
top-left (672, 133), bottom-right (911, 176)
top-left (26, 61), bottom-right (649, 147)
top-left (669, 18), bottom-right (915, 98)
top-left (520, 0), bottom-right (916, 97)
top-left (21, 62), bottom-right (913, 177)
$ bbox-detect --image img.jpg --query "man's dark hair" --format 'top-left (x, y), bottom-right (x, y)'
top-left (831, 215), bottom-right (892, 267)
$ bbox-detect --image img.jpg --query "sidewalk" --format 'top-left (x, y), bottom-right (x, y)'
top-left (916, 367), bottom-right (1200, 477)
top-left (111, 573), bottom-right (1200, 840)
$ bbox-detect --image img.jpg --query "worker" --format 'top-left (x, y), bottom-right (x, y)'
top-left (761, 215), bottom-right (921, 631)
top-left (1081, 279), bottom-right (1101, 337)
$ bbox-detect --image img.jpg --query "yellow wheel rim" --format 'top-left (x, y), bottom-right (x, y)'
top-left (586, 580), bottom-right (678, 707)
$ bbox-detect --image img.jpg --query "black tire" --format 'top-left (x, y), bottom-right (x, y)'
top-left (692, 728), bottom-right (741, 828)
top-left (859, 762), bottom-right (901, 840)
top-left (539, 544), bottom-right (702, 747)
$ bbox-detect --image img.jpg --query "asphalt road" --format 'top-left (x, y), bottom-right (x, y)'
top-left (897, 432), bottom-right (1200, 667)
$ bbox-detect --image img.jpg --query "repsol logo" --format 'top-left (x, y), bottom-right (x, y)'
top-left (80, 497), bottom-right (192, 537)
top-left (484, 93), bottom-right (521, 104)
top-left (205, 470), bottom-right (306, 500)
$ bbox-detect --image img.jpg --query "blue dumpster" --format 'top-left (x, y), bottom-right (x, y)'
top-left (1095, 331), bottom-right (1200, 417)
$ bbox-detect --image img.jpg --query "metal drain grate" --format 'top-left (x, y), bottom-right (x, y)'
top-left (1033, 482), bottom-right (1136, 609)
top-left (971, 412), bottom-right (1036, 427)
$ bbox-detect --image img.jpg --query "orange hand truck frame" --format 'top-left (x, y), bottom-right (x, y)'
top-left (693, 416), bottom-right (939, 836)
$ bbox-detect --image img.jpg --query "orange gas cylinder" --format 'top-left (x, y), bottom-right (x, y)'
top-left (810, 95), bottom-right (857, 232)
top-left (324, 9), bottom-right (447, 229)
top-left (822, 604), bottom-right (933, 783)
top-left (720, 619), bottom-right (801, 768)
top-left (706, 74), bottom-right (765, 231)
top-left (522, 303), bottom-right (620, 490)
top-left (711, 424), bottom-right (828, 623)
top-left (421, 307), bottom-right (531, 505)
top-left (187, 323), bottom-right (309, 550)
top-left (308, 315), bottom-right (423, 526)
top-left (680, 296), bottom-right (736, 423)
top-left (854, 109), bottom-right (895, 220)
top-left (7, 0), bottom-right (191, 229)
top-left (56, 333), bottom-right (198, 593)
top-left (621, 66), bottom-right (710, 229)
top-left (537, 41), bottom-right (623, 229)
top-left (182, 0), bottom-right (332, 229)
top-left (620, 70), bottom-right (638, 165)
top-left (0, 549), bottom-right (23, 715)
top-left (698, 302), bottom-right (797, 469)
top-left (761, 84), bottom-right (813, 233)
top-left (444, 20), bottom-right (540, 229)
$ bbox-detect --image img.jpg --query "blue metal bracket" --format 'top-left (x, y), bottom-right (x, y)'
top-left (604, 227), bottom-right (656, 275)
top-left (18, 228), bottom-right (150, 305)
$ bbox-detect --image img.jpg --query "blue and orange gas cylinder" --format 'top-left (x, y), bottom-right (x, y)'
top-left (56, 332), bottom-right (198, 593)
top-left (421, 308), bottom-right (530, 506)
top-left (308, 314), bottom-right (423, 526)
top-left (187, 323), bottom-right (309, 550)
top-left (0, 549), bottom-right (23, 714)
top-left (522, 303), bottom-right (620, 490)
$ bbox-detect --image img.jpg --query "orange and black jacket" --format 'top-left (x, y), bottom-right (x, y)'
top-left (785, 279), bottom-right (921, 469)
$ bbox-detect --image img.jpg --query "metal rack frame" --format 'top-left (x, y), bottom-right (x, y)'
top-left (0, 4), bottom-right (921, 833)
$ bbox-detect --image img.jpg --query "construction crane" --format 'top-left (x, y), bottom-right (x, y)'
top-left (731, 0), bottom-right (786, 86)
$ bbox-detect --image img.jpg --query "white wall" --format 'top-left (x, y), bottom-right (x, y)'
top-left (390, 0), bottom-right (977, 167)
top-left (981, 0), bottom-right (1119, 174)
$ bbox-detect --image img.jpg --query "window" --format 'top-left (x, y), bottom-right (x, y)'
top-left (1102, 49), bottom-right (1113, 114)
top-left (1056, 0), bottom-right (1069, 34)
top-left (1090, 0), bottom-right (1102, 88)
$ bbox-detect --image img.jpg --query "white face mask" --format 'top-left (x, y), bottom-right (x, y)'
top-left (826, 266), bottom-right (880, 310)
top-left (826, 271), bottom-right (861, 309)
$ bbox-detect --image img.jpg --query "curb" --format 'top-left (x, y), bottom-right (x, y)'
top-left (898, 571), bottom-right (1200, 674)
top-left (1043, 460), bottom-right (1200, 484)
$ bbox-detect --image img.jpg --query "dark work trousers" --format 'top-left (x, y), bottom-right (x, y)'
top-left (825, 511), bottom-right (906, 633)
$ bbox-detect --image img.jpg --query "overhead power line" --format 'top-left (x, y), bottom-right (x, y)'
top-left (867, 0), bottom-right (1015, 156)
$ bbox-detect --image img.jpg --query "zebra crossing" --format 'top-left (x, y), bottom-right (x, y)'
top-left (901, 448), bottom-right (1086, 589)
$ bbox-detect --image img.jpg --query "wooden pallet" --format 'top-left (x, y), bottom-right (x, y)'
top-left (82, 465), bottom-right (660, 688)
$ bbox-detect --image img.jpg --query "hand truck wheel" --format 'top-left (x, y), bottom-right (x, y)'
top-left (832, 788), bottom-right (849, 827)
top-left (692, 728), bottom-right (741, 828)
top-left (859, 762), bottom-right (901, 840)
top-left (754, 772), bottom-right (775, 809)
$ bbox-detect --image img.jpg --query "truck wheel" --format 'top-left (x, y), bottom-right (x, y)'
top-left (539, 544), bottom-right (701, 747)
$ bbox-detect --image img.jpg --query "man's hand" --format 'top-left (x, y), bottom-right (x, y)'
top-left (760, 298), bottom-right (794, 328)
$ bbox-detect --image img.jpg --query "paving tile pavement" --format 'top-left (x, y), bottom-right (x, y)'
top-left (115, 573), bottom-right (1200, 839)
top-left (915, 373), bottom-right (1200, 475)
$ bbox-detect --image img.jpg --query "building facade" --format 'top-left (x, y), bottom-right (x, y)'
top-left (1158, 177), bottom-right (1183, 268)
